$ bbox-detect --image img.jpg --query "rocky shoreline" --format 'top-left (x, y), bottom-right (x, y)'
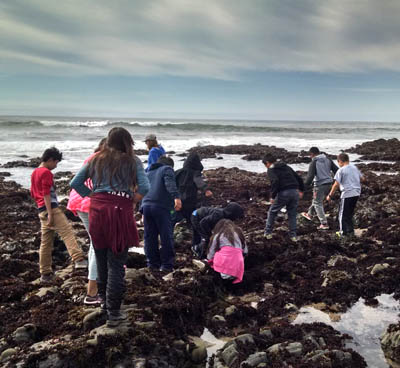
top-left (1, 139), bottom-right (400, 367)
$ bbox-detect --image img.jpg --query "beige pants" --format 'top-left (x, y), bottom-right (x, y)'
top-left (38, 207), bottom-right (84, 275)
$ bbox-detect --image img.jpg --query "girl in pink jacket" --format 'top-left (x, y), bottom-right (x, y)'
top-left (207, 219), bottom-right (248, 284)
top-left (67, 138), bottom-right (106, 305)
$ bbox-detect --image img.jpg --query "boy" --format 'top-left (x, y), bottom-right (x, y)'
top-left (31, 147), bottom-right (87, 283)
top-left (262, 154), bottom-right (304, 242)
top-left (301, 147), bottom-right (338, 230)
top-left (191, 202), bottom-right (244, 258)
top-left (141, 156), bottom-right (182, 273)
top-left (326, 153), bottom-right (363, 238)
top-left (144, 134), bottom-right (166, 172)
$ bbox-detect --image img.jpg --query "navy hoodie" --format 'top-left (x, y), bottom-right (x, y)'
top-left (267, 162), bottom-right (305, 199)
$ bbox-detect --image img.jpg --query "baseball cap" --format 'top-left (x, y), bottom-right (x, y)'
top-left (144, 134), bottom-right (157, 142)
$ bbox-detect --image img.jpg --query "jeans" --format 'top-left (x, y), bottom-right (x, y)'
top-left (143, 205), bottom-right (175, 271)
top-left (95, 247), bottom-right (128, 315)
top-left (307, 183), bottom-right (331, 225)
top-left (77, 211), bottom-right (97, 281)
top-left (38, 207), bottom-right (84, 275)
top-left (339, 196), bottom-right (359, 235)
top-left (265, 189), bottom-right (299, 238)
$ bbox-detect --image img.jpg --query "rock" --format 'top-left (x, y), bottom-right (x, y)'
top-left (267, 343), bottom-right (281, 354)
top-left (225, 305), bottom-right (238, 317)
top-left (192, 259), bottom-right (206, 270)
top-left (134, 321), bottom-right (157, 330)
top-left (284, 303), bottom-right (298, 312)
top-left (371, 263), bottom-right (390, 275)
top-left (191, 343), bottom-right (207, 363)
top-left (35, 286), bottom-right (58, 298)
top-left (0, 348), bottom-right (17, 362)
top-left (38, 353), bottom-right (64, 368)
top-left (240, 352), bottom-right (267, 367)
top-left (381, 326), bottom-right (400, 363)
top-left (12, 323), bottom-right (37, 344)
top-left (83, 309), bottom-right (106, 331)
top-left (221, 344), bottom-right (239, 366)
top-left (212, 315), bottom-right (226, 324)
top-left (234, 333), bottom-right (255, 345)
top-left (286, 342), bottom-right (303, 356)
top-left (259, 328), bottom-right (273, 339)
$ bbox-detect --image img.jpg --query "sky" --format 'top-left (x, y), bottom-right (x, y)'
top-left (1, 0), bottom-right (400, 121)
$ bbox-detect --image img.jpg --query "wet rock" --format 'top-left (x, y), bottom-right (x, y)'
top-left (38, 353), bottom-right (64, 368)
top-left (240, 352), bottom-right (267, 367)
top-left (321, 270), bottom-right (352, 287)
top-left (381, 324), bottom-right (400, 364)
top-left (212, 315), bottom-right (226, 324)
top-left (35, 286), bottom-right (58, 298)
top-left (1, 157), bottom-right (40, 168)
top-left (370, 263), bottom-right (390, 275)
top-left (0, 348), bottom-right (17, 362)
top-left (83, 309), bottom-right (106, 331)
top-left (225, 305), bottom-right (238, 317)
top-left (190, 340), bottom-right (207, 363)
top-left (12, 323), bottom-right (37, 344)
top-left (346, 138), bottom-right (400, 161)
top-left (134, 321), bottom-right (157, 330)
top-left (234, 333), bottom-right (255, 346)
top-left (259, 328), bottom-right (273, 339)
top-left (221, 343), bottom-right (239, 366)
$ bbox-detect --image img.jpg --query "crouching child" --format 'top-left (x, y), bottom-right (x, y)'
top-left (207, 219), bottom-right (248, 284)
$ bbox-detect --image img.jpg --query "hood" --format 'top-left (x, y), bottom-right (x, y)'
top-left (183, 152), bottom-right (204, 171)
top-left (223, 202), bottom-right (244, 220)
top-left (272, 162), bottom-right (287, 170)
top-left (314, 154), bottom-right (327, 162)
top-left (149, 162), bottom-right (164, 171)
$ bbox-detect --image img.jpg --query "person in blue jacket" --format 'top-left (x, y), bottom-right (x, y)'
top-left (144, 134), bottom-right (166, 172)
top-left (141, 156), bottom-right (182, 273)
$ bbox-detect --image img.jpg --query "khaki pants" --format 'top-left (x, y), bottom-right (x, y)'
top-left (38, 207), bottom-right (84, 275)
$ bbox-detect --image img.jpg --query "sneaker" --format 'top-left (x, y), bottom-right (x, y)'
top-left (40, 273), bottom-right (54, 283)
top-left (264, 233), bottom-right (273, 240)
top-left (191, 245), bottom-right (202, 259)
top-left (318, 224), bottom-right (329, 230)
top-left (335, 231), bottom-right (342, 238)
top-left (106, 311), bottom-right (127, 327)
top-left (84, 294), bottom-right (102, 306)
top-left (301, 212), bottom-right (312, 221)
top-left (290, 236), bottom-right (297, 242)
top-left (74, 259), bottom-right (88, 269)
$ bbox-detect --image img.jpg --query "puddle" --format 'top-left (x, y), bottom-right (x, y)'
top-left (293, 294), bottom-right (400, 367)
top-left (199, 328), bottom-right (226, 367)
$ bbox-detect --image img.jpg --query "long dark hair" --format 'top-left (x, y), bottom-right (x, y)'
top-left (209, 219), bottom-right (245, 251)
top-left (89, 127), bottom-right (137, 189)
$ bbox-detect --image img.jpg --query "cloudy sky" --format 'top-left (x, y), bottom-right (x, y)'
top-left (1, 0), bottom-right (400, 121)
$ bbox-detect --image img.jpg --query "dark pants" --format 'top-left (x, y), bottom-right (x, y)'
top-left (191, 213), bottom-right (205, 247)
top-left (143, 205), bottom-right (175, 271)
top-left (339, 196), bottom-right (359, 235)
top-left (265, 189), bottom-right (299, 238)
top-left (95, 246), bottom-right (128, 316)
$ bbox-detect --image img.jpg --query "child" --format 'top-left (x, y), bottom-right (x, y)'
top-left (191, 202), bottom-right (244, 258)
top-left (141, 156), bottom-right (182, 273)
top-left (71, 127), bottom-right (150, 327)
top-left (207, 219), bottom-right (248, 284)
top-left (67, 138), bottom-right (106, 305)
top-left (30, 147), bottom-right (87, 283)
top-left (326, 153), bottom-right (364, 238)
top-left (144, 133), bottom-right (166, 172)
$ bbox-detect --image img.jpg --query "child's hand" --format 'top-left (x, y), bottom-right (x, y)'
top-left (205, 190), bottom-right (213, 197)
top-left (174, 198), bottom-right (182, 211)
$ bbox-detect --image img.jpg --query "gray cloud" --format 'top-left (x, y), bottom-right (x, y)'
top-left (1, 0), bottom-right (400, 79)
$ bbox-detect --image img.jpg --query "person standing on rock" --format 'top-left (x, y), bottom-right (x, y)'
top-left (30, 147), bottom-right (87, 284)
top-left (191, 202), bottom-right (244, 258)
top-left (174, 152), bottom-right (213, 225)
top-left (262, 154), bottom-right (304, 242)
top-left (70, 127), bottom-right (150, 327)
top-left (326, 152), bottom-right (364, 239)
top-left (141, 156), bottom-right (182, 274)
top-left (144, 133), bottom-right (166, 172)
top-left (67, 138), bottom-right (106, 306)
top-left (301, 147), bottom-right (338, 230)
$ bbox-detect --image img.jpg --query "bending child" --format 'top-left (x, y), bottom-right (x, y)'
top-left (207, 219), bottom-right (248, 284)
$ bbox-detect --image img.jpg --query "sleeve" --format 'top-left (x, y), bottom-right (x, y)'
top-left (163, 167), bottom-right (180, 199)
top-left (330, 159), bottom-right (339, 174)
top-left (334, 169), bottom-right (342, 184)
top-left (41, 170), bottom-right (54, 195)
top-left (70, 163), bottom-right (92, 197)
top-left (135, 158), bottom-right (150, 196)
top-left (199, 212), bottom-right (219, 239)
top-left (207, 236), bottom-right (218, 260)
top-left (146, 149), bottom-right (158, 172)
top-left (304, 160), bottom-right (316, 187)
top-left (291, 168), bottom-right (305, 192)
top-left (193, 171), bottom-right (208, 191)
top-left (267, 169), bottom-right (280, 199)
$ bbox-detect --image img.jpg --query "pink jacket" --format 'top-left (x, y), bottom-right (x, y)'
top-left (208, 247), bottom-right (244, 284)
top-left (67, 153), bottom-right (96, 216)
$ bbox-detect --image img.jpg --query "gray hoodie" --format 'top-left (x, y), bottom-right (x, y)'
top-left (305, 154), bottom-right (338, 187)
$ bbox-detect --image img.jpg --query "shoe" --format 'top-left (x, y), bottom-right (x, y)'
top-left (335, 231), bottom-right (342, 238)
top-left (74, 259), bottom-right (88, 269)
top-left (318, 224), bottom-right (329, 230)
top-left (160, 268), bottom-right (173, 276)
top-left (84, 294), bottom-right (102, 306)
top-left (106, 311), bottom-right (127, 327)
top-left (290, 237), bottom-right (297, 242)
top-left (264, 233), bottom-right (273, 240)
top-left (191, 245), bottom-right (202, 259)
top-left (40, 273), bottom-right (54, 283)
top-left (301, 212), bottom-right (312, 221)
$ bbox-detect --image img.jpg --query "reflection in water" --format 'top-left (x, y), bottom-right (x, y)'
top-left (293, 294), bottom-right (400, 368)
top-left (200, 328), bottom-right (226, 367)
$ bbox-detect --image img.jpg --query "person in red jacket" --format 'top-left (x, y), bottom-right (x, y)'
top-left (31, 147), bottom-right (87, 283)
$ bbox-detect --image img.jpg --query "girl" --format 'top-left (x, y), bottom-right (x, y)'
top-left (207, 219), bottom-right (248, 284)
top-left (71, 127), bottom-right (149, 327)
top-left (67, 138), bottom-right (106, 305)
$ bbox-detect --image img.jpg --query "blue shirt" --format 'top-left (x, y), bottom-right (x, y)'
top-left (70, 156), bottom-right (150, 198)
top-left (145, 145), bottom-right (166, 172)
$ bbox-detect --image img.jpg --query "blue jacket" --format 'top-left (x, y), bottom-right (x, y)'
top-left (145, 145), bottom-right (166, 172)
top-left (142, 163), bottom-right (180, 210)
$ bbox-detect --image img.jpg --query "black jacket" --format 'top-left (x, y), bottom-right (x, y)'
top-left (267, 162), bottom-right (304, 199)
top-left (194, 202), bottom-right (244, 239)
top-left (175, 152), bottom-right (208, 209)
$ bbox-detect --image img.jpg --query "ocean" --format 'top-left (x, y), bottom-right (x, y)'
top-left (1, 116), bottom-right (399, 188)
